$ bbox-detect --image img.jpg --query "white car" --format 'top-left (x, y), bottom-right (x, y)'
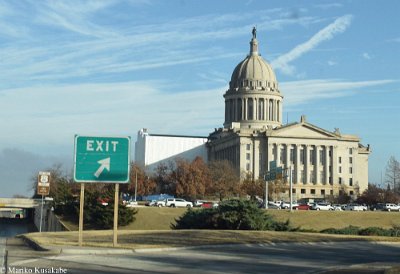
top-left (311, 203), bottom-right (333, 211)
top-left (165, 198), bottom-right (193, 208)
top-left (383, 203), bottom-right (400, 212)
top-left (194, 200), bottom-right (206, 207)
top-left (344, 204), bottom-right (366, 211)
top-left (126, 201), bottom-right (138, 207)
top-left (156, 200), bottom-right (166, 207)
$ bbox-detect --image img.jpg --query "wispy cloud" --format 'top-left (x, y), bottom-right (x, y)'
top-left (282, 79), bottom-right (395, 106)
top-left (362, 52), bottom-right (372, 60)
top-left (272, 15), bottom-right (353, 75)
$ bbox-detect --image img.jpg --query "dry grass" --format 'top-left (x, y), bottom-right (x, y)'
top-left (24, 229), bottom-right (400, 250)
top-left (27, 208), bottom-right (400, 249)
top-left (268, 210), bottom-right (400, 230)
top-left (60, 207), bottom-right (400, 232)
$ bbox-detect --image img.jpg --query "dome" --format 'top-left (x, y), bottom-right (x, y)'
top-left (229, 30), bottom-right (278, 91)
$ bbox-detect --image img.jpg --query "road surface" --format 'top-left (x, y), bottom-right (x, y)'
top-left (4, 239), bottom-right (400, 273)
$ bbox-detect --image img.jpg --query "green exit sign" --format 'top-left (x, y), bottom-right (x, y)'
top-left (74, 136), bottom-right (131, 183)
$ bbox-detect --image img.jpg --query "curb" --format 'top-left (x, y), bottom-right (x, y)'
top-left (17, 235), bottom-right (57, 252)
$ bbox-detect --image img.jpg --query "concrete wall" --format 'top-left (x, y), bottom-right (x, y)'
top-left (135, 129), bottom-right (208, 171)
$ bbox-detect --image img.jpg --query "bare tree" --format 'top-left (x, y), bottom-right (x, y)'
top-left (384, 156), bottom-right (400, 193)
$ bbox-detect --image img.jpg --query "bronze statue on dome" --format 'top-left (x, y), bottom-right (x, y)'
top-left (252, 27), bottom-right (257, 39)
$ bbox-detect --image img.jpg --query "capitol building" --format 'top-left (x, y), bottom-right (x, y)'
top-left (136, 29), bottom-right (371, 199)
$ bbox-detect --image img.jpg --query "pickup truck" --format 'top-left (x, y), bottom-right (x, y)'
top-left (165, 198), bottom-right (193, 208)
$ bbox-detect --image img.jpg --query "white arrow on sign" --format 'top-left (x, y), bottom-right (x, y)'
top-left (94, 157), bottom-right (110, 178)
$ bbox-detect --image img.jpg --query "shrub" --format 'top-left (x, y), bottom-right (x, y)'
top-left (359, 227), bottom-right (391, 237)
top-left (321, 226), bottom-right (360, 235)
top-left (82, 190), bottom-right (137, 229)
top-left (173, 199), bottom-right (296, 231)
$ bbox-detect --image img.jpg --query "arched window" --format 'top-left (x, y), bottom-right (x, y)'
top-left (248, 98), bottom-right (253, 120)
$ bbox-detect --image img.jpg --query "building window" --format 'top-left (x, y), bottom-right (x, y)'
top-left (248, 98), bottom-right (253, 120)
top-left (280, 148), bottom-right (285, 164)
top-left (319, 150), bottom-right (325, 165)
top-left (292, 188), bottom-right (296, 194)
top-left (349, 157), bottom-right (353, 164)
top-left (339, 157), bottom-right (342, 164)
top-left (311, 189), bottom-right (315, 195)
top-left (300, 148), bottom-right (305, 164)
top-left (321, 189), bottom-right (325, 195)
top-left (330, 190), bottom-right (333, 195)
top-left (349, 178), bottom-right (353, 186)
top-left (349, 148), bottom-right (353, 155)
top-left (310, 149), bottom-right (315, 164)
top-left (246, 153), bottom-right (251, 160)
top-left (300, 170), bottom-right (305, 183)
top-left (258, 99), bottom-right (264, 120)
top-left (349, 167), bottom-right (353, 174)
top-left (320, 171), bottom-right (325, 182)
top-left (246, 163), bottom-right (250, 171)
top-left (246, 144), bottom-right (251, 150)
top-left (339, 166), bottom-right (342, 173)
top-left (301, 189), bottom-right (306, 194)
top-left (290, 148), bottom-right (295, 163)
top-left (310, 171), bottom-right (315, 184)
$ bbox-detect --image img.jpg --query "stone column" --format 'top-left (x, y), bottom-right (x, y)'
top-left (253, 139), bottom-right (260, 179)
top-left (304, 145), bottom-right (310, 184)
top-left (244, 98), bottom-right (247, 120)
top-left (332, 145), bottom-right (338, 186)
top-left (295, 144), bottom-right (300, 184)
top-left (276, 143), bottom-right (281, 166)
top-left (315, 145), bottom-right (320, 184)
top-left (267, 143), bottom-right (273, 170)
top-left (286, 144), bottom-right (291, 169)
top-left (324, 145), bottom-right (329, 185)
top-left (255, 98), bottom-right (258, 121)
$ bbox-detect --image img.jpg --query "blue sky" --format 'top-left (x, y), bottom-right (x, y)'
top-left (0, 0), bottom-right (399, 197)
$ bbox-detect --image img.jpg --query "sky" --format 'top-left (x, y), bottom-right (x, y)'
top-left (0, 0), bottom-right (399, 198)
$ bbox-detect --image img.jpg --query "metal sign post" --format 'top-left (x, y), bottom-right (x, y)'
top-left (113, 184), bottom-right (119, 247)
top-left (78, 183), bottom-right (85, 247)
top-left (39, 194), bottom-right (44, 232)
top-left (37, 171), bottom-right (51, 232)
top-left (74, 135), bottom-right (130, 247)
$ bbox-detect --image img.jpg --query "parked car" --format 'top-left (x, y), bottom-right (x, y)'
top-left (294, 203), bottom-right (311, 210)
top-left (126, 201), bottom-right (138, 207)
top-left (194, 200), bottom-right (206, 207)
top-left (344, 204), bottom-right (366, 211)
top-left (280, 201), bottom-right (298, 209)
top-left (156, 199), bottom-right (166, 207)
top-left (370, 203), bottom-right (385, 211)
top-left (145, 200), bottom-right (157, 206)
top-left (382, 203), bottom-right (400, 212)
top-left (311, 203), bottom-right (333, 211)
top-left (201, 201), bottom-right (218, 208)
top-left (165, 198), bottom-right (193, 208)
top-left (332, 204), bottom-right (343, 211)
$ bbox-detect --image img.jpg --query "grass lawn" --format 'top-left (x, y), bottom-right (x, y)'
top-left (60, 207), bottom-right (400, 231)
top-left (268, 210), bottom-right (400, 230)
top-left (26, 207), bottom-right (400, 250)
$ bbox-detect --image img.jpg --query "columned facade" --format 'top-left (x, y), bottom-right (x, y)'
top-left (207, 28), bottom-right (371, 200)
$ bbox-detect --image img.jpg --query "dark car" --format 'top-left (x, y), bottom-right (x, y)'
top-left (370, 203), bottom-right (385, 211)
